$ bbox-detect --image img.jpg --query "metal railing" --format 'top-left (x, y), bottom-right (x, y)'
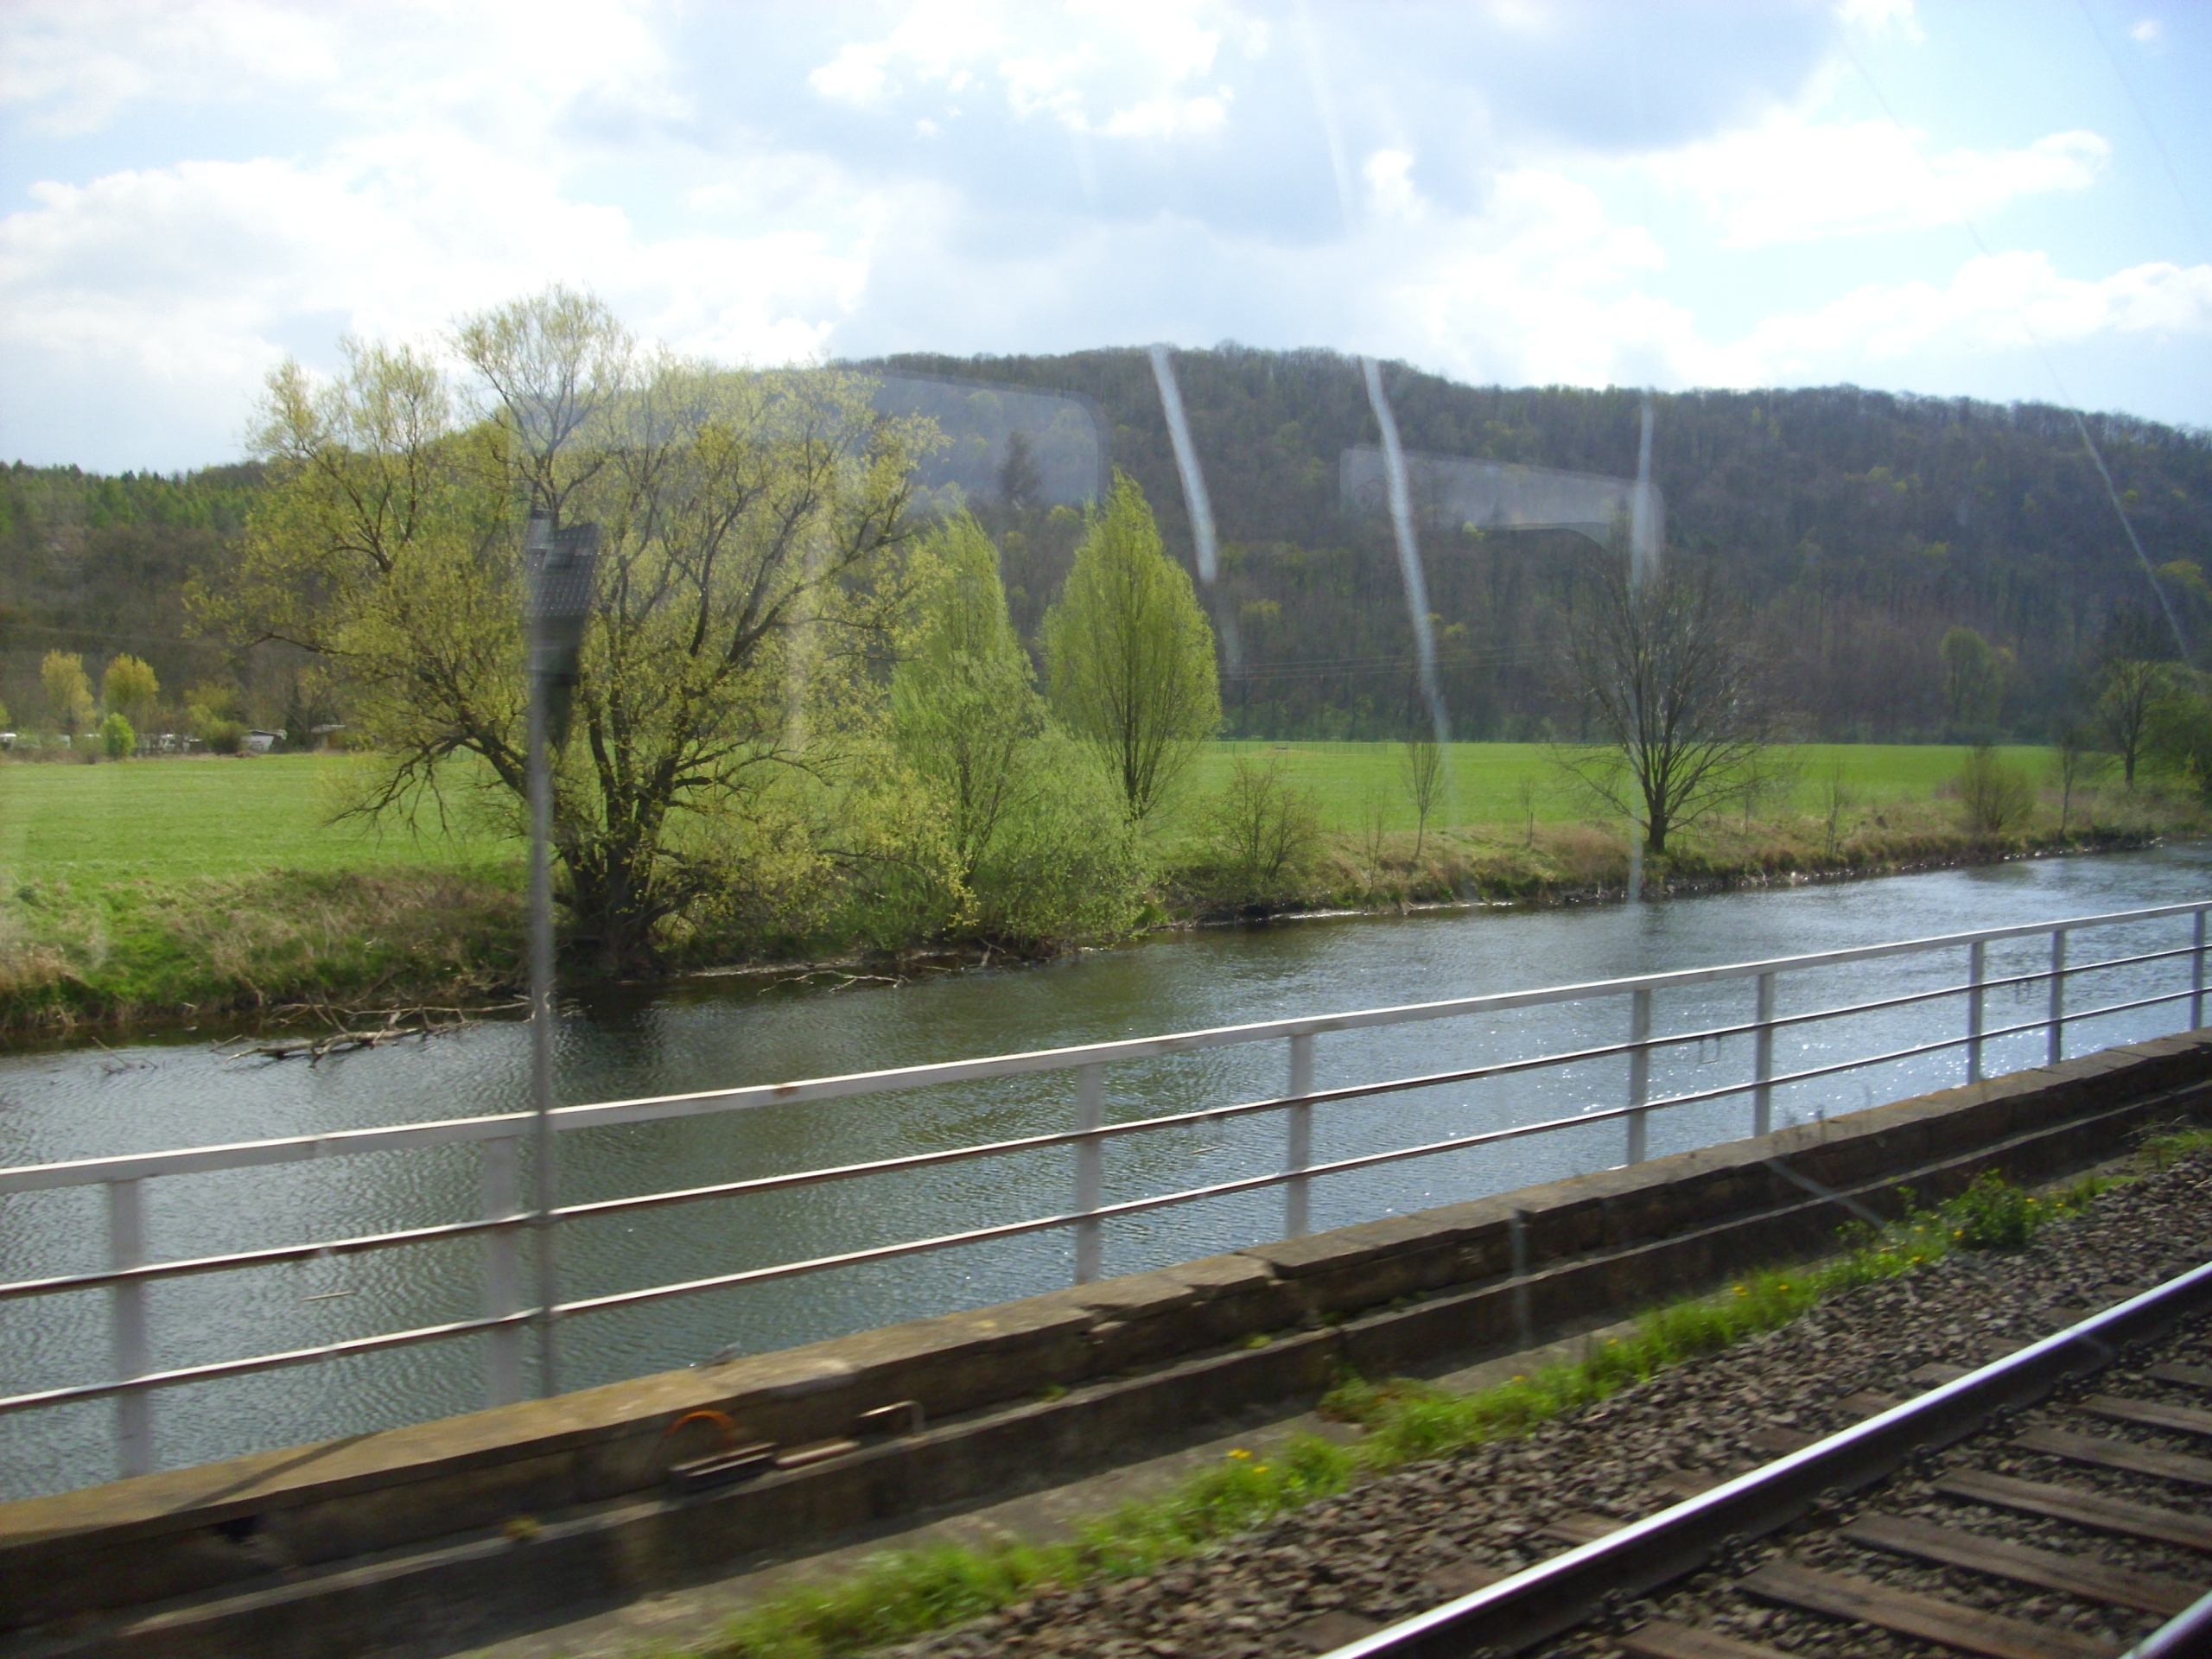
top-left (2, 899), bottom-right (2206, 1484)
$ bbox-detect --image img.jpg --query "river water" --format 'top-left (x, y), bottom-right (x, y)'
top-left (3, 843), bottom-right (2208, 1500)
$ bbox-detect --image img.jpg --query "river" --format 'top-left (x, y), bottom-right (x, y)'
top-left (3, 842), bottom-right (2207, 1500)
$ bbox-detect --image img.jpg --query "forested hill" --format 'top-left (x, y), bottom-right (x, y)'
top-left (0, 463), bottom-right (267, 729)
top-left (5, 353), bottom-right (2210, 744)
top-left (879, 347), bottom-right (2212, 743)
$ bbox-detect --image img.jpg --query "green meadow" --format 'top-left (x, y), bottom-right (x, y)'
top-left (0, 742), bottom-right (2063, 884)
top-left (1179, 740), bottom-right (2056, 836)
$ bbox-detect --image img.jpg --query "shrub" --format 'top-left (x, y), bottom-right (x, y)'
top-left (1955, 744), bottom-right (2034, 834)
top-left (99, 712), bottom-right (135, 760)
top-left (1191, 757), bottom-right (1323, 912)
top-left (199, 719), bottom-right (248, 756)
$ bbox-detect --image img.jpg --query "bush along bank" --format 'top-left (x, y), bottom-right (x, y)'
top-left (0, 868), bottom-right (524, 1035)
top-left (3, 785), bottom-right (2200, 1035)
top-left (1166, 791), bottom-right (2197, 921)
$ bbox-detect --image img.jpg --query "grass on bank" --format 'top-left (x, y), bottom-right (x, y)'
top-left (1, 743), bottom-right (2201, 1029)
top-left (683, 1167), bottom-right (2113, 1659)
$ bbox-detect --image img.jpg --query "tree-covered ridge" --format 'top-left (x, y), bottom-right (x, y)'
top-left (878, 347), bottom-right (2212, 742)
top-left (0, 462), bottom-right (267, 726)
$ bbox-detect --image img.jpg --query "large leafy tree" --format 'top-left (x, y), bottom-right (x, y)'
top-left (198, 287), bottom-right (930, 969)
top-left (1043, 471), bottom-right (1220, 823)
top-left (1555, 556), bottom-right (1775, 856)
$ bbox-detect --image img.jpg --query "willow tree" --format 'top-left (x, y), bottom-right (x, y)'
top-left (199, 287), bottom-right (930, 968)
top-left (1043, 472), bottom-right (1220, 823)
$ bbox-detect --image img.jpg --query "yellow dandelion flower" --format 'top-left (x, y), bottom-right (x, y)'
top-left (1228, 1448), bottom-right (1250, 1459)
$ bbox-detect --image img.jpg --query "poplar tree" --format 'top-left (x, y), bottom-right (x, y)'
top-left (892, 511), bottom-right (1044, 882)
top-left (1043, 472), bottom-right (1220, 823)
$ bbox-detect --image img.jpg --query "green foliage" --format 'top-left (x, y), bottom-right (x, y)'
top-left (1955, 743), bottom-right (2035, 834)
top-left (1045, 471), bottom-right (1221, 823)
top-left (2145, 669), bottom-right (2212, 798)
top-left (100, 653), bottom-right (160, 725)
top-left (199, 288), bottom-right (933, 970)
top-left (99, 712), bottom-right (134, 760)
top-left (2095, 658), bottom-right (2176, 788)
top-left (1937, 1171), bottom-right (2044, 1250)
top-left (1939, 626), bottom-right (2009, 734)
top-left (0, 868), bottom-right (522, 1031)
top-left (889, 512), bottom-right (1146, 951)
top-left (39, 650), bottom-right (93, 735)
top-left (964, 727), bottom-right (1144, 949)
top-left (1187, 755), bottom-right (1323, 912)
top-left (893, 511), bottom-right (1047, 881)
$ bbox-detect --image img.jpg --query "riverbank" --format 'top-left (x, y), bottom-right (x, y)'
top-left (2, 787), bottom-right (2200, 1037)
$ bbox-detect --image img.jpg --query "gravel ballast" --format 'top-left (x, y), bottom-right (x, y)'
top-left (861, 1152), bottom-right (2212, 1659)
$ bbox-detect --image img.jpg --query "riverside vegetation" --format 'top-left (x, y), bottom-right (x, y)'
top-left (0, 737), bottom-right (2200, 1033)
top-left (4, 288), bottom-right (2209, 1033)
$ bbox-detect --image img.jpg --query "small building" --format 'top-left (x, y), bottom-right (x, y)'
top-left (244, 730), bottom-right (283, 755)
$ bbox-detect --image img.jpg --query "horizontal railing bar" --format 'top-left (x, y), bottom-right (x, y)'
top-left (0, 1313), bottom-right (530, 1414)
top-left (11, 960), bottom-right (2195, 1315)
top-left (6, 977), bottom-right (2194, 1304)
top-left (0, 1215), bottom-right (522, 1303)
top-left (6, 988), bottom-right (2195, 1404)
top-left (7, 900), bottom-right (2202, 1196)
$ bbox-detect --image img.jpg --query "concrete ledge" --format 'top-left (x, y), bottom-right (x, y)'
top-left (4, 1029), bottom-right (2209, 1645)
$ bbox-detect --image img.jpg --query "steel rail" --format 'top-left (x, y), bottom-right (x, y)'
top-left (1320, 1258), bottom-right (2212, 1658)
top-left (5, 899), bottom-right (2197, 1198)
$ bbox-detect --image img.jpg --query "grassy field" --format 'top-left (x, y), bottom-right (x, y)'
top-left (0, 743), bottom-right (2065, 882)
top-left (2, 741), bottom-right (2189, 1032)
top-left (1176, 740), bottom-right (2056, 837)
top-left (0, 753), bottom-right (515, 884)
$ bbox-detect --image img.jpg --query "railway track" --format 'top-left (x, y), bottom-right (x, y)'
top-left (1325, 1261), bottom-right (2212, 1659)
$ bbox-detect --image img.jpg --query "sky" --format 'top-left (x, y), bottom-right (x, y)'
top-left (2, 0), bottom-right (2209, 474)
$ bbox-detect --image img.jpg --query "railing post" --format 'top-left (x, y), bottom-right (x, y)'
top-left (1751, 972), bottom-right (1776, 1138)
top-left (1073, 1064), bottom-right (1104, 1285)
top-left (106, 1179), bottom-right (152, 1479)
top-left (1627, 987), bottom-right (1652, 1164)
top-left (2193, 910), bottom-right (2207, 1031)
top-left (2048, 927), bottom-right (2068, 1065)
top-left (482, 1135), bottom-right (524, 1407)
top-left (1285, 1033), bottom-right (1315, 1239)
top-left (1967, 938), bottom-right (1986, 1084)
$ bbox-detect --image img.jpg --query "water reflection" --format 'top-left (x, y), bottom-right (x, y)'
top-left (2, 843), bottom-right (2206, 1497)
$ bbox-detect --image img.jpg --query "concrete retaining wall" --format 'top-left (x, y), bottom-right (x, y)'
top-left (4, 1030), bottom-right (2209, 1656)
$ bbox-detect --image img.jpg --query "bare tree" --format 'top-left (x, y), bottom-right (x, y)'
top-left (1818, 760), bottom-right (1854, 856)
top-left (2052, 727), bottom-right (2105, 835)
top-left (1553, 557), bottom-right (1775, 856)
top-left (1400, 734), bottom-right (1445, 858)
top-left (1513, 771), bottom-right (1545, 848)
top-left (2094, 658), bottom-right (2171, 788)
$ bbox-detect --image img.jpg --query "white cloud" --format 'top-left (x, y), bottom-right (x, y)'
top-left (1646, 115), bottom-right (2108, 245)
top-left (2130, 17), bottom-right (2163, 48)
top-left (1713, 252), bottom-right (2212, 380)
top-left (810, 0), bottom-right (1230, 140)
top-left (1835, 0), bottom-right (1923, 41)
